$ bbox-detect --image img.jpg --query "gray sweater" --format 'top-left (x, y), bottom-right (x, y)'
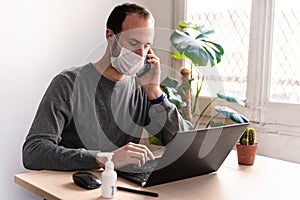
top-left (22, 63), bottom-right (188, 171)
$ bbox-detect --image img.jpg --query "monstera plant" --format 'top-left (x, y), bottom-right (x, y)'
top-left (161, 21), bottom-right (248, 129)
top-left (149, 21), bottom-right (248, 145)
top-left (170, 21), bottom-right (224, 67)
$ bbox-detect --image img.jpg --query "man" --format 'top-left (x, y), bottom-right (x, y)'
top-left (22, 3), bottom-right (188, 171)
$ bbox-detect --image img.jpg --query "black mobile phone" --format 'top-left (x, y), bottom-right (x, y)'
top-left (136, 57), bottom-right (151, 77)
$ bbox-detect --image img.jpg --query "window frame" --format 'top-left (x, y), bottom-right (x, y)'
top-left (175, 0), bottom-right (300, 133)
top-left (248, 0), bottom-right (300, 128)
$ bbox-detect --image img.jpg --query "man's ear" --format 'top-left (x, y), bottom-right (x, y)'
top-left (106, 29), bottom-right (114, 43)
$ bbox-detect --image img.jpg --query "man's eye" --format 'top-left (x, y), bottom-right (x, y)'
top-left (129, 41), bottom-right (138, 46)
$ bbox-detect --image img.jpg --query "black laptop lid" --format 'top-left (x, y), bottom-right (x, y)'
top-left (144, 123), bottom-right (249, 187)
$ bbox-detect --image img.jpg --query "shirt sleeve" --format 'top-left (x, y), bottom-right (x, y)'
top-left (146, 96), bottom-right (191, 145)
top-left (22, 73), bottom-right (99, 171)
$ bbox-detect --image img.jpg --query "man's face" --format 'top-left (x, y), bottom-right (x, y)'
top-left (112, 13), bottom-right (155, 58)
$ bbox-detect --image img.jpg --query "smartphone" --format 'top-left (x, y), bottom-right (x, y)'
top-left (136, 57), bottom-right (151, 77)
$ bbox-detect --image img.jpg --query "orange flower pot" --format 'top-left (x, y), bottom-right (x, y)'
top-left (236, 143), bottom-right (259, 165)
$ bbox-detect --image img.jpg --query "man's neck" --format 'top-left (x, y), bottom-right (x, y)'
top-left (93, 57), bottom-right (124, 82)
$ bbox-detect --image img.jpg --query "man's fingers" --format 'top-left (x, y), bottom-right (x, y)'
top-left (108, 143), bottom-right (155, 169)
top-left (124, 142), bottom-right (155, 160)
top-left (127, 152), bottom-right (143, 167)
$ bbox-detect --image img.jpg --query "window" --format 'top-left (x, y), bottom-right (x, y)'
top-left (270, 0), bottom-right (300, 104)
top-left (182, 0), bottom-right (300, 129)
top-left (186, 0), bottom-right (251, 100)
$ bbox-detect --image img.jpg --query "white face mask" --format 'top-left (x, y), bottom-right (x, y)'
top-left (110, 47), bottom-right (145, 76)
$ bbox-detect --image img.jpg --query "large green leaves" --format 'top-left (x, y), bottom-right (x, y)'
top-left (178, 21), bottom-right (214, 36)
top-left (160, 76), bottom-right (178, 88)
top-left (148, 134), bottom-right (164, 146)
top-left (217, 93), bottom-right (245, 107)
top-left (171, 30), bottom-right (209, 66)
top-left (160, 76), bottom-right (186, 109)
top-left (170, 21), bottom-right (224, 67)
top-left (214, 106), bottom-right (249, 123)
top-left (162, 21), bottom-right (249, 129)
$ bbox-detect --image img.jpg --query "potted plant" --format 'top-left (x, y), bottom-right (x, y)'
top-left (162, 21), bottom-right (248, 128)
top-left (149, 21), bottom-right (249, 145)
top-left (236, 127), bottom-right (258, 165)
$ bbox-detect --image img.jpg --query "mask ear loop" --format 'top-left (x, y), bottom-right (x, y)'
top-left (110, 33), bottom-right (121, 57)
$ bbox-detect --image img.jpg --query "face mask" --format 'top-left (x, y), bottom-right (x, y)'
top-left (110, 47), bottom-right (145, 76)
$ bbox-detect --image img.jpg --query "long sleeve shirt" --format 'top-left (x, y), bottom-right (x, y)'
top-left (22, 63), bottom-right (189, 171)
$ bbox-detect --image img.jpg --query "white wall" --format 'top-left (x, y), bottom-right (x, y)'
top-left (0, 0), bottom-right (174, 199)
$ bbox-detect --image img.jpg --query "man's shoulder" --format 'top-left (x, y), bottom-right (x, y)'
top-left (54, 63), bottom-right (94, 83)
top-left (44, 64), bottom-right (90, 93)
top-left (59, 64), bottom-right (85, 79)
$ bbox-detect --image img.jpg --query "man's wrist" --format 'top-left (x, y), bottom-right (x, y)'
top-left (142, 84), bottom-right (163, 100)
top-left (96, 155), bottom-right (106, 168)
top-left (150, 93), bottom-right (165, 104)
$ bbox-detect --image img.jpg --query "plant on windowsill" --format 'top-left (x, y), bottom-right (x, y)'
top-left (164, 21), bottom-right (248, 127)
top-left (236, 127), bottom-right (259, 165)
top-left (149, 21), bottom-right (249, 145)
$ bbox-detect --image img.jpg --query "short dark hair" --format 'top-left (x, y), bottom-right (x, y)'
top-left (106, 3), bottom-right (152, 34)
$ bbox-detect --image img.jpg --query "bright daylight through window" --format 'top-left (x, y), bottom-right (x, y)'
top-left (186, 0), bottom-right (251, 100)
top-left (187, 0), bottom-right (300, 105)
top-left (270, 0), bottom-right (300, 104)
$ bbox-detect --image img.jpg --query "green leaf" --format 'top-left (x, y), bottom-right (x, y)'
top-left (178, 21), bottom-right (200, 31)
top-left (160, 77), bottom-right (187, 109)
top-left (176, 87), bottom-right (186, 99)
top-left (184, 120), bottom-right (194, 130)
top-left (213, 48), bottom-right (222, 64)
top-left (172, 52), bottom-right (187, 60)
top-left (148, 134), bottom-right (164, 146)
top-left (203, 46), bottom-right (216, 67)
top-left (178, 78), bottom-right (193, 90)
top-left (175, 78), bottom-right (194, 105)
top-left (203, 41), bottom-right (224, 65)
top-left (170, 29), bottom-right (224, 67)
top-left (195, 30), bottom-right (215, 40)
top-left (170, 30), bottom-right (209, 66)
top-left (161, 76), bottom-right (179, 88)
top-left (161, 86), bottom-right (176, 97)
top-left (217, 93), bottom-right (245, 106)
top-left (169, 94), bottom-right (186, 109)
top-left (178, 21), bottom-right (193, 29)
top-left (204, 40), bottom-right (225, 55)
top-left (209, 121), bottom-right (224, 127)
top-left (214, 106), bottom-right (249, 123)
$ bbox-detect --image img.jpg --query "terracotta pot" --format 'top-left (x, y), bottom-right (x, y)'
top-left (236, 143), bottom-right (259, 165)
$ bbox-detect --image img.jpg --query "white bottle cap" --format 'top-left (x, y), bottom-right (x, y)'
top-left (97, 152), bottom-right (114, 169)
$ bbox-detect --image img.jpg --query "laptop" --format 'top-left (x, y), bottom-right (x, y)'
top-left (117, 123), bottom-right (249, 187)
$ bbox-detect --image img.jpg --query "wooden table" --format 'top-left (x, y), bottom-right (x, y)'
top-left (14, 151), bottom-right (300, 200)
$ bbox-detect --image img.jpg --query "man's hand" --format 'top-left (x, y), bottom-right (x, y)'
top-left (137, 48), bottom-right (163, 100)
top-left (96, 142), bottom-right (155, 169)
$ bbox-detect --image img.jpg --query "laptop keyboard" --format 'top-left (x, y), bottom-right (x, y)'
top-left (116, 158), bottom-right (160, 185)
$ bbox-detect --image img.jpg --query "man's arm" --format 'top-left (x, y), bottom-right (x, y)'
top-left (22, 70), bottom-right (156, 170)
top-left (146, 97), bottom-right (190, 145)
top-left (22, 73), bottom-right (99, 171)
top-left (137, 49), bottom-right (190, 145)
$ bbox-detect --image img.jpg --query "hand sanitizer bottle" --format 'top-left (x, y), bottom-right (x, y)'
top-left (97, 152), bottom-right (117, 199)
